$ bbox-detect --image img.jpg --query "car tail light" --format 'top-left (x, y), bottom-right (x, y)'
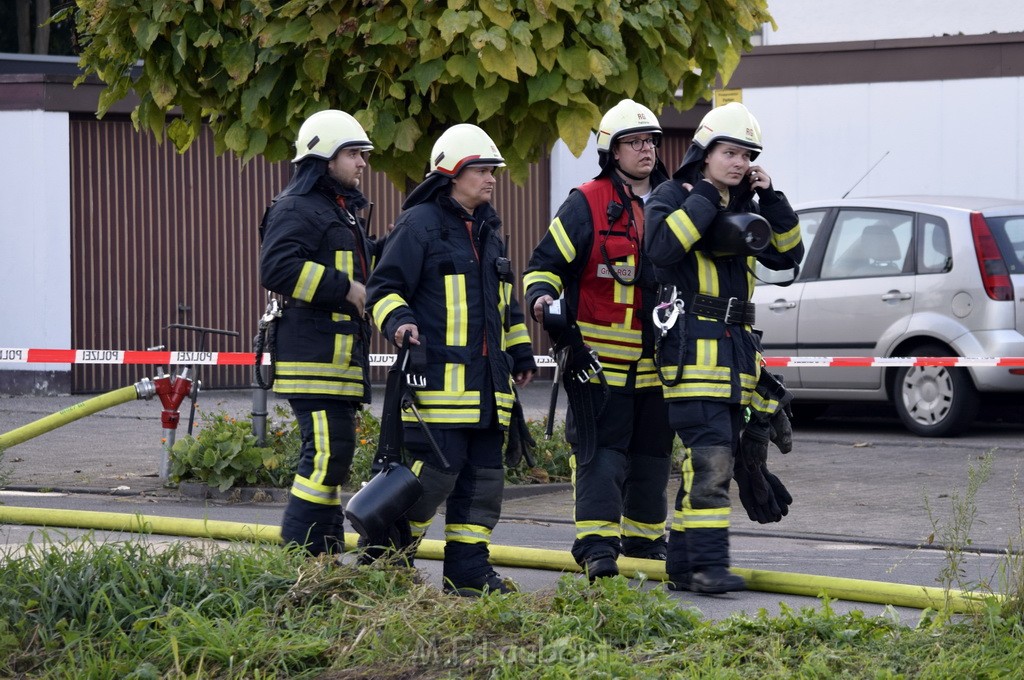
top-left (969, 212), bottom-right (1013, 301)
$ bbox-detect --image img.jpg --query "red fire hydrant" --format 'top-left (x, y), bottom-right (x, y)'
top-left (152, 369), bottom-right (193, 479)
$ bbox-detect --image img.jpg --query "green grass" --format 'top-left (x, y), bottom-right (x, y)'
top-left (1, 534), bottom-right (1022, 679)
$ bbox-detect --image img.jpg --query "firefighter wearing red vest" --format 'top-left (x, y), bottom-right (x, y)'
top-left (259, 109), bottom-right (379, 556)
top-left (523, 99), bottom-right (674, 580)
top-left (644, 102), bottom-right (804, 594)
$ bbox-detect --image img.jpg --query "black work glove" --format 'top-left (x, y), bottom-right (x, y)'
top-left (769, 408), bottom-right (793, 454)
top-left (504, 399), bottom-right (536, 468)
top-left (734, 460), bottom-right (783, 524)
top-left (762, 467), bottom-right (793, 515)
top-left (739, 416), bottom-right (770, 468)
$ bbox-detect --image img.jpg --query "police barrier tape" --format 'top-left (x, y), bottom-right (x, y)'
top-left (3, 348), bottom-right (1024, 368)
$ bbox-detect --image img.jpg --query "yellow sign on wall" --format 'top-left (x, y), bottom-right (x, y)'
top-left (713, 89), bottom-right (743, 106)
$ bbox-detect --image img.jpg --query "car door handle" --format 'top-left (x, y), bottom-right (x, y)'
top-left (768, 300), bottom-right (797, 310)
top-left (881, 290), bottom-right (912, 301)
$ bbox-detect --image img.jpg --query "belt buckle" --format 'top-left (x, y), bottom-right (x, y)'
top-left (724, 296), bottom-right (739, 324)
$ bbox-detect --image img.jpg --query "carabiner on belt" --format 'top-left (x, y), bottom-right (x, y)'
top-left (653, 286), bottom-right (685, 336)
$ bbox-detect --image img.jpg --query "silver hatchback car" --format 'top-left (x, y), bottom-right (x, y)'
top-left (753, 195), bottom-right (1024, 436)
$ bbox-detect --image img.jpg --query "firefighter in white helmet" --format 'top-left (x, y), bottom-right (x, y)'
top-left (644, 102), bottom-right (804, 593)
top-left (366, 123), bottom-right (537, 595)
top-left (523, 99), bottom-right (674, 580)
top-left (259, 109), bottom-right (381, 556)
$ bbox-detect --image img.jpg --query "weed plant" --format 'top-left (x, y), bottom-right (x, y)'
top-left (169, 408), bottom-right (575, 492)
top-left (2, 535), bottom-right (1024, 678)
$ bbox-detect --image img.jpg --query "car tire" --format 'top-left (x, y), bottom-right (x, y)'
top-left (892, 345), bottom-right (980, 437)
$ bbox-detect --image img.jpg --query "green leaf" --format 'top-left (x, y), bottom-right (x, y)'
top-left (526, 70), bottom-right (562, 104)
top-left (302, 47), bottom-right (330, 88)
top-left (479, 0), bottom-right (514, 29)
top-left (512, 42), bottom-right (538, 77)
top-left (388, 81), bottom-right (406, 99)
top-left (452, 85), bottom-right (477, 120)
top-left (437, 9), bottom-right (479, 44)
top-left (587, 49), bottom-right (614, 85)
top-left (393, 117), bottom-right (422, 152)
top-left (194, 28), bottom-right (223, 49)
top-left (222, 40), bottom-right (255, 82)
top-left (445, 54), bottom-right (479, 87)
top-left (263, 16), bottom-right (311, 45)
top-left (556, 105), bottom-right (597, 156)
top-left (149, 75), bottom-right (177, 108)
top-left (224, 120), bottom-right (249, 153)
top-left (556, 45), bottom-right (590, 80)
top-left (405, 59), bottom-right (447, 94)
top-left (538, 22), bottom-right (563, 50)
top-left (480, 44), bottom-right (518, 82)
top-left (131, 17), bottom-right (160, 51)
top-left (473, 79), bottom-right (509, 121)
top-left (309, 12), bottom-right (337, 42)
top-left (167, 118), bottom-right (197, 151)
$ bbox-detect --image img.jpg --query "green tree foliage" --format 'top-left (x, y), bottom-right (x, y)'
top-left (64, 0), bottom-right (773, 186)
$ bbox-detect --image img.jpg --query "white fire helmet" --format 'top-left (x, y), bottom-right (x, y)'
top-left (293, 109), bottom-right (373, 163)
top-left (691, 102), bottom-right (762, 160)
top-left (595, 99), bottom-right (662, 154)
top-left (429, 124), bottom-right (506, 177)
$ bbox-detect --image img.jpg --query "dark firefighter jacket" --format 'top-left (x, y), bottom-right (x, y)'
top-left (259, 164), bottom-right (379, 402)
top-left (523, 174), bottom-right (667, 391)
top-left (643, 151), bottom-right (804, 408)
top-left (367, 186), bottom-right (536, 429)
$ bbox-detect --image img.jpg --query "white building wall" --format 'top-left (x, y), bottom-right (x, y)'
top-left (742, 77), bottom-right (1024, 204)
top-left (0, 110), bottom-right (72, 375)
top-left (764, 0), bottom-right (1024, 44)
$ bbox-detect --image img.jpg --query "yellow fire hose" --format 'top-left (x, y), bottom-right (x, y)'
top-left (0, 383), bottom-right (150, 451)
top-left (0, 505), bottom-right (994, 614)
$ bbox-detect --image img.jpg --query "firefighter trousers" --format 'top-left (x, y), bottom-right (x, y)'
top-left (567, 386), bottom-right (673, 565)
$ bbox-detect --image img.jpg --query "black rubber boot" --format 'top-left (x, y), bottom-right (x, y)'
top-left (583, 553), bottom-right (620, 581)
top-left (443, 569), bottom-right (518, 597)
top-left (689, 566), bottom-right (747, 594)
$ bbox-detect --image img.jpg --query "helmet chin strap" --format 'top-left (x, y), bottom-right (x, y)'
top-left (615, 165), bottom-right (647, 182)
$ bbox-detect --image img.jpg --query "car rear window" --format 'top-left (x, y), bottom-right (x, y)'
top-left (985, 216), bottom-right (1024, 274)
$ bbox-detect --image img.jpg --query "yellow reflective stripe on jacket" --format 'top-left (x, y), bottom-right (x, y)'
top-left (333, 333), bottom-right (352, 367)
top-left (445, 523), bottom-right (492, 545)
top-left (336, 250), bottom-right (354, 278)
top-left (372, 293), bottom-right (407, 330)
top-left (575, 519), bottom-right (620, 540)
top-left (774, 223), bottom-right (802, 253)
top-left (505, 322), bottom-right (531, 350)
top-left (695, 251), bottom-right (719, 299)
top-left (444, 274), bottom-right (468, 346)
top-left (670, 506), bottom-right (686, 533)
top-left (274, 361), bottom-right (365, 398)
top-left (276, 362), bottom-right (364, 381)
top-left (445, 363), bottom-right (466, 393)
top-left (621, 516), bottom-right (667, 540)
top-left (523, 269), bottom-right (563, 295)
top-left (495, 389), bottom-right (514, 428)
top-left (549, 217), bottom-right (577, 262)
top-left (635, 358), bottom-right (662, 390)
top-left (401, 389), bottom-right (481, 424)
top-left (682, 506), bottom-right (731, 530)
top-left (578, 320), bottom-right (642, 360)
top-left (289, 472), bottom-right (341, 506)
top-left (666, 208), bottom-right (701, 250)
top-left (291, 261), bottom-right (326, 302)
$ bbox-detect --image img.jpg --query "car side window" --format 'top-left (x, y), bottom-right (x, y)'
top-left (753, 208), bottom-right (824, 285)
top-left (820, 210), bottom-right (913, 279)
top-left (918, 215), bottom-right (951, 274)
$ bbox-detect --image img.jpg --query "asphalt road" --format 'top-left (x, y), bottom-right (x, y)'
top-left (1, 385), bottom-right (1023, 623)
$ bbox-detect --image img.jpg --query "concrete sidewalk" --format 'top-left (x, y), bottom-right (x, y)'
top-left (0, 380), bottom-right (567, 493)
top-left (2, 380), bottom-right (1024, 554)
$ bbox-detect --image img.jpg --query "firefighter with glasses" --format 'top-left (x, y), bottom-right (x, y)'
top-left (259, 109), bottom-right (380, 556)
top-left (366, 124), bottom-right (537, 596)
top-left (644, 102), bottom-right (804, 594)
top-left (524, 99), bottom-right (674, 580)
